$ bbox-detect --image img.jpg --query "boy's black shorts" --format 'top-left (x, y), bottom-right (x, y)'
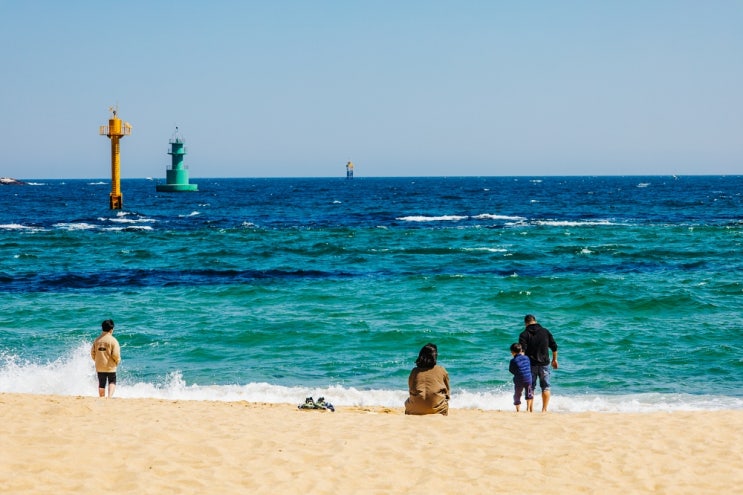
top-left (97, 372), bottom-right (117, 388)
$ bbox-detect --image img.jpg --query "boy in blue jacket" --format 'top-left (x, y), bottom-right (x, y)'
top-left (509, 343), bottom-right (533, 412)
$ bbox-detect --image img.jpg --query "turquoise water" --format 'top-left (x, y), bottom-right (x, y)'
top-left (1, 176), bottom-right (741, 411)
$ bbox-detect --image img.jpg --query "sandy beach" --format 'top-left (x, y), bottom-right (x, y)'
top-left (1, 393), bottom-right (741, 494)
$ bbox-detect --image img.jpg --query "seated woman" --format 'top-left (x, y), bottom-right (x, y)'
top-left (404, 343), bottom-right (450, 416)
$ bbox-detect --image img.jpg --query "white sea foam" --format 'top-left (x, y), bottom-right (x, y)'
top-left (107, 214), bottom-right (156, 224)
top-left (504, 220), bottom-right (530, 227)
top-left (397, 215), bottom-right (468, 222)
top-left (533, 220), bottom-right (619, 227)
top-left (396, 214), bottom-right (622, 227)
top-left (53, 222), bottom-right (97, 231)
top-left (103, 225), bottom-right (154, 232)
top-left (0, 223), bottom-right (41, 231)
top-left (473, 214), bottom-right (527, 221)
top-left (3, 345), bottom-right (739, 412)
top-left (96, 212), bottom-right (157, 230)
top-left (178, 211), bottom-right (200, 217)
top-left (0, 343), bottom-right (95, 396)
top-left (463, 247), bottom-right (508, 253)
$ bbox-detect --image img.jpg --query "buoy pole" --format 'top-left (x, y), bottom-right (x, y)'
top-left (99, 107), bottom-right (132, 209)
top-left (110, 134), bottom-right (122, 208)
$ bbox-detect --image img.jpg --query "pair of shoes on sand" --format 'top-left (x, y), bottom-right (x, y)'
top-left (298, 396), bottom-right (335, 412)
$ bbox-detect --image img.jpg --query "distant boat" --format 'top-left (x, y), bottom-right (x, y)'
top-left (0, 177), bottom-right (26, 185)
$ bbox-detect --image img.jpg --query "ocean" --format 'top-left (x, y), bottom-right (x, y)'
top-left (1, 176), bottom-right (741, 412)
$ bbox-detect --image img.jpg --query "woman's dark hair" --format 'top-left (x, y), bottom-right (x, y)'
top-left (415, 343), bottom-right (438, 369)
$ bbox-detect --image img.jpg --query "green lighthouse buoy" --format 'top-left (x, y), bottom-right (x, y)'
top-left (156, 127), bottom-right (198, 192)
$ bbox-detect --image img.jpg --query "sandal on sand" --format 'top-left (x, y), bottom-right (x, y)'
top-left (297, 396), bottom-right (335, 412)
top-left (316, 397), bottom-right (335, 412)
top-left (298, 397), bottom-right (317, 410)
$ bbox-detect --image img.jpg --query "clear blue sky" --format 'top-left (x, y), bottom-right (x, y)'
top-left (1, 1), bottom-right (741, 178)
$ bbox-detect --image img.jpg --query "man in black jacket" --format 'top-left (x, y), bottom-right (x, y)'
top-left (518, 314), bottom-right (558, 412)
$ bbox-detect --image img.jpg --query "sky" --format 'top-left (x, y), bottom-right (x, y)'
top-left (1, 1), bottom-right (741, 179)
